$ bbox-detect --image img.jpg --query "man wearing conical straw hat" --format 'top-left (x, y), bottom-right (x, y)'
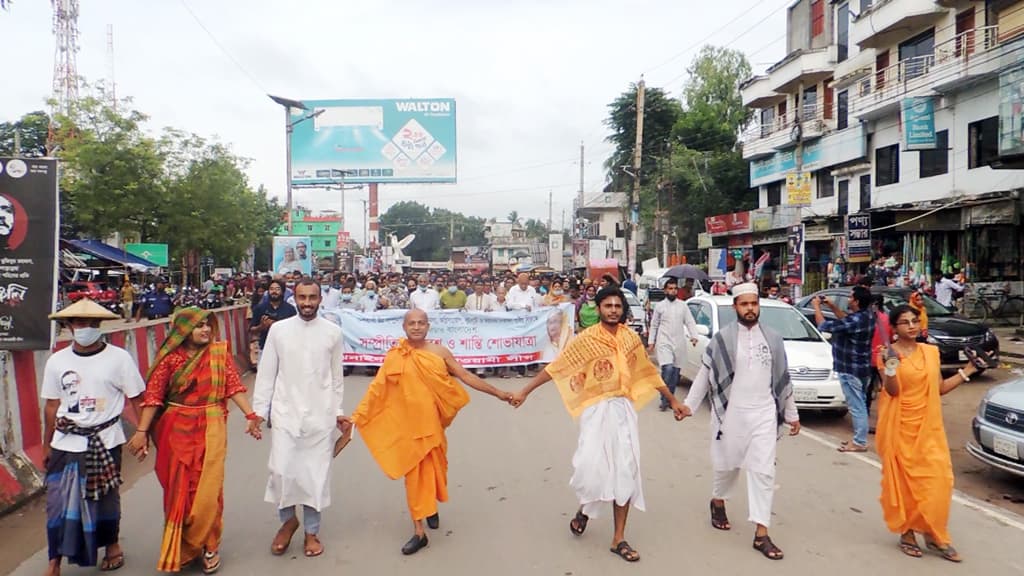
top-left (42, 299), bottom-right (147, 575)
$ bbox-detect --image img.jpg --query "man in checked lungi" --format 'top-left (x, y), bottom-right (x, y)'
top-left (42, 299), bottom-right (146, 574)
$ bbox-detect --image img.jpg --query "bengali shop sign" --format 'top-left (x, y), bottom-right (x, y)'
top-left (320, 303), bottom-right (575, 366)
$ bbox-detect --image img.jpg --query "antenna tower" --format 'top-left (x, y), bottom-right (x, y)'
top-left (51, 0), bottom-right (80, 117)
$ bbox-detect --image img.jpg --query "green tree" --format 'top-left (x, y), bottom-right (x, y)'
top-left (52, 85), bottom-right (166, 239)
top-left (523, 218), bottom-right (548, 241)
top-left (0, 110), bottom-right (50, 157)
top-left (673, 46), bottom-right (753, 152)
top-left (380, 201), bottom-right (487, 261)
top-left (507, 210), bottom-right (519, 224)
top-left (604, 84), bottom-right (681, 190)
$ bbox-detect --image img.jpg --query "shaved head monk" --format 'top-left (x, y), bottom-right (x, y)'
top-left (351, 309), bottom-right (514, 555)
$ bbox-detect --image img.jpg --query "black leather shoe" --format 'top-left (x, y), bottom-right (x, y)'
top-left (401, 534), bottom-right (428, 555)
top-left (426, 513), bottom-right (439, 530)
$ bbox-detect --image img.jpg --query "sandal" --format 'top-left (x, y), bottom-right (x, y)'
top-left (838, 443), bottom-right (868, 453)
top-left (202, 550), bottom-right (221, 574)
top-left (710, 500), bottom-right (731, 531)
top-left (99, 553), bottom-right (125, 571)
top-left (271, 518), bottom-right (299, 556)
top-left (899, 539), bottom-right (922, 558)
top-left (610, 540), bottom-right (640, 562)
top-left (753, 535), bottom-right (784, 560)
top-left (569, 510), bottom-right (589, 536)
top-left (925, 541), bottom-right (962, 563)
top-left (304, 534), bottom-right (324, 558)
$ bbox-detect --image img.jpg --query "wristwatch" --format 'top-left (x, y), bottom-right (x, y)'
top-left (884, 356), bottom-right (900, 377)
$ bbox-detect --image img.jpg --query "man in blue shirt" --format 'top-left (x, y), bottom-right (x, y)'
top-left (814, 286), bottom-right (875, 452)
top-left (250, 279), bottom-right (297, 352)
top-left (134, 279), bottom-right (174, 321)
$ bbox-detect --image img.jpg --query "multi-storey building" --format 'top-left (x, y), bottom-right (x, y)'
top-left (710, 0), bottom-right (1024, 292)
top-left (275, 207), bottom-right (344, 270)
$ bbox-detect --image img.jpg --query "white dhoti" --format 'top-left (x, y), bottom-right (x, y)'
top-left (570, 396), bottom-right (645, 518)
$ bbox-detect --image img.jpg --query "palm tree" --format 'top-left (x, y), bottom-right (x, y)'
top-left (507, 210), bottom-right (519, 224)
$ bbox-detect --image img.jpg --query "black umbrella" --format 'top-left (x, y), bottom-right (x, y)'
top-left (662, 264), bottom-right (709, 283)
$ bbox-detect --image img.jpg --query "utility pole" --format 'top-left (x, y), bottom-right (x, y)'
top-left (362, 199), bottom-right (368, 251)
top-left (628, 78), bottom-right (646, 277)
top-left (548, 189), bottom-right (553, 232)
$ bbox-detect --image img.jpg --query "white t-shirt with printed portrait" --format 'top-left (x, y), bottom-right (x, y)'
top-left (41, 344), bottom-right (146, 453)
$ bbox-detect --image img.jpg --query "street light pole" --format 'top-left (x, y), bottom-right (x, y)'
top-left (269, 95), bottom-right (322, 236)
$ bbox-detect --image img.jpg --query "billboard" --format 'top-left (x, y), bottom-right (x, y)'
top-left (785, 172), bottom-right (812, 206)
top-left (290, 99), bottom-right (457, 185)
top-left (786, 224), bottom-right (804, 286)
top-left (0, 157), bottom-right (58, 350)
top-left (125, 243), bottom-right (168, 267)
top-left (272, 236), bottom-right (313, 275)
top-left (999, 65), bottom-right (1024, 157)
top-left (846, 213), bottom-right (872, 263)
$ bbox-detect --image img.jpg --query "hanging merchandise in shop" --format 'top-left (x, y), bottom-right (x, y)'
top-left (786, 224), bottom-right (804, 286)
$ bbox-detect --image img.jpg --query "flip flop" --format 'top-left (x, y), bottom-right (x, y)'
top-left (898, 540), bottom-right (923, 558)
top-left (838, 444), bottom-right (868, 453)
top-left (271, 519), bottom-right (299, 556)
top-left (569, 510), bottom-right (589, 536)
top-left (926, 541), bottom-right (962, 563)
top-left (202, 551), bottom-right (221, 574)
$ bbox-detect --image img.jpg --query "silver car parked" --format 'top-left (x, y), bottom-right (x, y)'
top-left (967, 377), bottom-right (1024, 477)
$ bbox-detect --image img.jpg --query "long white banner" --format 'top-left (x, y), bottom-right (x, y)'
top-left (319, 304), bottom-right (576, 366)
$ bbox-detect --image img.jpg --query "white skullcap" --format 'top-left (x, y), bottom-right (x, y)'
top-left (731, 282), bottom-right (759, 299)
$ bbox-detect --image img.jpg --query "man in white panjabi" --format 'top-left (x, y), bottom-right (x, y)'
top-left (252, 279), bottom-right (348, 559)
top-left (680, 283), bottom-right (800, 561)
top-left (647, 277), bottom-right (699, 412)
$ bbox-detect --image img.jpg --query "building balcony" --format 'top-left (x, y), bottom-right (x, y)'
top-left (742, 103), bottom-right (835, 161)
top-left (741, 75), bottom-right (786, 109)
top-left (850, 0), bottom-right (946, 49)
top-left (764, 48), bottom-right (836, 94)
top-left (849, 26), bottom-right (1001, 120)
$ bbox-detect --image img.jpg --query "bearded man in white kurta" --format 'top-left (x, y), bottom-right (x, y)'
top-left (252, 279), bottom-right (347, 559)
top-left (647, 277), bottom-right (699, 411)
top-left (680, 283), bottom-right (800, 561)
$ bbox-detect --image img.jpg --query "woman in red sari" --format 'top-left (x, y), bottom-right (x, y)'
top-left (126, 307), bottom-right (260, 573)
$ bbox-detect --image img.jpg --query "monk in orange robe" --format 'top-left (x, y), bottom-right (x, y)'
top-left (352, 309), bottom-right (514, 556)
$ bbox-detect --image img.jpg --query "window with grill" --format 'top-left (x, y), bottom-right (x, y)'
top-left (837, 90), bottom-right (849, 130)
top-left (968, 116), bottom-right (998, 169)
top-left (812, 0), bottom-right (825, 37)
top-left (919, 130), bottom-right (949, 178)
top-left (766, 182), bottom-right (782, 207)
top-left (817, 169), bottom-right (834, 198)
top-left (875, 144), bottom-right (900, 186)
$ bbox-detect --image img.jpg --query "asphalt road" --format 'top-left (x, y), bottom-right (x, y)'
top-left (5, 371), bottom-right (1024, 575)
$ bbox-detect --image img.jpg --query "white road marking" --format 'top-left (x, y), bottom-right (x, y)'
top-left (800, 426), bottom-right (1024, 532)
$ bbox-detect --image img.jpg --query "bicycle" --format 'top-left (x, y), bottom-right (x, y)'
top-left (964, 285), bottom-right (1024, 327)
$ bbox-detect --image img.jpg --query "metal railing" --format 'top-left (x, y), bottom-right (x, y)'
top-left (854, 26), bottom-right (999, 108)
top-left (745, 102), bottom-right (834, 143)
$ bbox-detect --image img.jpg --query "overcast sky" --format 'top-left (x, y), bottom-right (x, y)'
top-left (0, 0), bottom-right (788, 244)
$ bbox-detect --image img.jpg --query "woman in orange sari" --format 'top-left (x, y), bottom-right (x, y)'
top-left (875, 304), bottom-right (978, 563)
top-left (125, 307), bottom-right (260, 573)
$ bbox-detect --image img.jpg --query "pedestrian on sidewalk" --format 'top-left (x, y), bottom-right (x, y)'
top-left (41, 299), bottom-right (147, 575)
top-left (647, 278), bottom-right (699, 412)
top-left (679, 283), bottom-right (799, 561)
top-left (875, 304), bottom-right (980, 563)
top-left (511, 287), bottom-right (687, 563)
top-left (352, 309), bottom-right (514, 555)
top-left (813, 286), bottom-right (875, 452)
top-left (251, 279), bottom-right (346, 559)
top-left (125, 307), bottom-right (261, 573)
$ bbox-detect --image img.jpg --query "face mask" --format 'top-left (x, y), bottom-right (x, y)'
top-left (366, 291), bottom-right (376, 298)
top-left (448, 286), bottom-right (458, 294)
top-left (341, 294), bottom-right (353, 302)
top-left (665, 293), bottom-right (677, 301)
top-left (553, 290), bottom-right (563, 296)
top-left (73, 327), bottom-right (102, 347)
top-left (418, 285), bottom-right (428, 292)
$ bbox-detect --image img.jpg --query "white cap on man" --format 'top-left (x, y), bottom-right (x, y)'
top-left (732, 282), bottom-right (759, 299)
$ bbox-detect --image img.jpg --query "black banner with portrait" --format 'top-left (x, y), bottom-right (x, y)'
top-left (0, 157), bottom-right (58, 350)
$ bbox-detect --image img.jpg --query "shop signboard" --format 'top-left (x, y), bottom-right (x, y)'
top-left (902, 97), bottom-right (937, 150)
top-left (705, 211), bottom-right (751, 237)
top-left (785, 172), bottom-right (812, 206)
top-left (999, 65), bottom-right (1024, 157)
top-left (846, 213), bottom-right (872, 263)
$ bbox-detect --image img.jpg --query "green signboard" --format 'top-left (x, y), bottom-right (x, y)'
top-left (125, 243), bottom-right (169, 267)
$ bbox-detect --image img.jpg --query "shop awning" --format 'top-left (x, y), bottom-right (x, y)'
top-left (63, 239), bottom-right (162, 272)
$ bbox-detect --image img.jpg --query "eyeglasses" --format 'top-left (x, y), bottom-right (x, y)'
top-left (895, 318), bottom-right (922, 326)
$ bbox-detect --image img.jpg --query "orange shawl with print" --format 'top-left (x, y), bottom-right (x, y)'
top-left (546, 323), bottom-right (661, 419)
